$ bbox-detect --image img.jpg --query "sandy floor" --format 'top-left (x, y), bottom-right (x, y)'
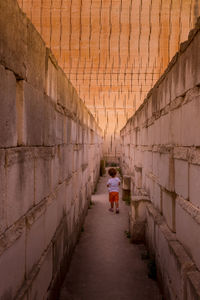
top-left (59, 172), bottom-right (162, 300)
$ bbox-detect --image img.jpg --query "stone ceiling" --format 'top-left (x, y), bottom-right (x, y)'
top-left (17, 0), bottom-right (199, 158)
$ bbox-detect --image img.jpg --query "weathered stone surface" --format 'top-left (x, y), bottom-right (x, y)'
top-left (0, 65), bottom-right (17, 147)
top-left (46, 56), bottom-right (58, 102)
top-left (0, 230), bottom-right (25, 300)
top-left (186, 270), bottom-right (200, 300)
top-left (176, 196), bottom-right (200, 271)
top-left (26, 204), bottom-right (45, 275)
top-left (29, 246), bottom-right (53, 300)
top-left (0, 150), bottom-right (6, 234)
top-left (189, 164), bottom-right (200, 208)
top-left (174, 159), bottom-right (189, 199)
top-left (34, 147), bottom-right (53, 204)
top-left (27, 21), bottom-right (46, 91)
top-left (0, 0), bottom-right (27, 78)
top-left (6, 148), bottom-right (34, 227)
top-left (24, 82), bottom-right (45, 145)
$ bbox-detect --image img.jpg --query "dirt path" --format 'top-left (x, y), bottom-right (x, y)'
top-left (59, 172), bottom-right (162, 300)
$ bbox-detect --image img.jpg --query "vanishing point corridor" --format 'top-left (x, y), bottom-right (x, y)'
top-left (1, 1), bottom-right (200, 299)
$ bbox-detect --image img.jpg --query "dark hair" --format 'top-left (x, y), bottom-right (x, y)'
top-left (108, 168), bottom-right (117, 177)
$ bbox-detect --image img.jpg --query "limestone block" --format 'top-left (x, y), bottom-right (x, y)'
top-left (145, 205), bottom-right (156, 251)
top-left (29, 246), bottom-right (53, 300)
top-left (6, 148), bottom-right (34, 227)
top-left (43, 95), bottom-right (56, 146)
top-left (152, 152), bottom-right (160, 178)
top-left (26, 21), bottom-right (46, 90)
top-left (189, 164), bottom-right (200, 208)
top-left (66, 117), bottom-right (71, 144)
top-left (66, 181), bottom-right (73, 214)
top-left (52, 225), bottom-right (64, 276)
top-left (71, 120), bottom-right (77, 144)
top-left (160, 113), bottom-right (170, 145)
top-left (0, 231), bottom-right (26, 300)
top-left (152, 182), bottom-right (162, 212)
top-left (158, 153), bottom-right (174, 192)
top-left (56, 182), bottom-right (66, 224)
top-left (123, 175), bottom-right (131, 190)
top-left (152, 118), bottom-right (161, 145)
top-left (26, 207), bottom-right (45, 274)
top-left (44, 196), bottom-right (57, 249)
top-left (0, 65), bottom-right (17, 147)
top-left (174, 159), bottom-right (188, 199)
top-left (24, 82), bottom-right (45, 145)
top-left (52, 145), bottom-right (70, 189)
top-left (156, 228), bottom-right (194, 300)
top-left (186, 271), bottom-right (200, 300)
top-left (34, 147), bottom-right (53, 204)
top-left (0, 150), bottom-right (6, 233)
top-left (57, 67), bottom-right (68, 108)
top-left (46, 57), bottom-right (58, 102)
top-left (55, 112), bottom-right (64, 144)
top-left (181, 97), bottom-right (200, 146)
top-left (176, 196), bottom-right (200, 270)
top-left (170, 106), bottom-right (182, 145)
top-left (0, 0), bottom-right (27, 78)
top-left (162, 190), bottom-right (176, 232)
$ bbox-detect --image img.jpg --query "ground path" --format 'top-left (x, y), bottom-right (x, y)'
top-left (59, 171), bottom-right (162, 300)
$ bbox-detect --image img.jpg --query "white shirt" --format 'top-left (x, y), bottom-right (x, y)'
top-left (107, 177), bottom-right (121, 192)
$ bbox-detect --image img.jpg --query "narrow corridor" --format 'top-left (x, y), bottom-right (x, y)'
top-left (59, 171), bottom-right (162, 300)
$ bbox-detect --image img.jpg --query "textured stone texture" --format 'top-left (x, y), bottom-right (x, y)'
top-left (121, 23), bottom-right (200, 300)
top-left (0, 2), bottom-right (102, 299)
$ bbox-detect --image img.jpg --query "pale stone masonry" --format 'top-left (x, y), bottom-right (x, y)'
top-left (0, 1), bottom-right (102, 299)
top-left (121, 18), bottom-right (200, 299)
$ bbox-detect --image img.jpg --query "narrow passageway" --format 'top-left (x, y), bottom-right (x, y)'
top-left (59, 171), bottom-right (162, 300)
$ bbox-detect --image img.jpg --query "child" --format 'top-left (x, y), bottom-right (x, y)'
top-left (107, 168), bottom-right (121, 213)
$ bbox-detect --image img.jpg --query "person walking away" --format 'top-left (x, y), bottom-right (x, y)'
top-left (107, 168), bottom-right (121, 214)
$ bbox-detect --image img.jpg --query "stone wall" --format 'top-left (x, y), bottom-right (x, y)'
top-left (120, 18), bottom-right (200, 299)
top-left (0, 1), bottom-right (102, 299)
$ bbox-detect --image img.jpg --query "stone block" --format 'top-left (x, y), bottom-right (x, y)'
top-left (26, 206), bottom-right (45, 275)
top-left (55, 112), bottom-right (64, 145)
top-left (29, 246), bottom-right (53, 300)
top-left (152, 152), bottom-right (160, 178)
top-left (0, 150), bottom-right (6, 233)
top-left (176, 196), bottom-right (200, 271)
top-left (24, 82), bottom-right (45, 145)
top-left (174, 159), bottom-right (188, 199)
top-left (181, 95), bottom-right (200, 146)
top-left (71, 120), bottom-right (77, 144)
top-left (0, 65), bottom-right (17, 147)
top-left (56, 182), bottom-right (66, 225)
top-left (52, 224), bottom-right (64, 275)
top-left (156, 226), bottom-right (194, 300)
top-left (0, 0), bottom-right (27, 78)
top-left (46, 56), bottom-right (58, 102)
top-left (26, 21), bottom-right (46, 90)
top-left (6, 148), bottom-right (34, 227)
top-left (0, 230), bottom-right (25, 300)
top-left (57, 67), bottom-right (68, 108)
top-left (160, 113), bottom-right (170, 145)
top-left (189, 164), bottom-right (200, 208)
top-left (170, 106), bottom-right (182, 145)
top-left (162, 190), bottom-right (176, 232)
top-left (43, 95), bottom-right (56, 146)
top-left (186, 271), bottom-right (200, 300)
top-left (44, 196), bottom-right (57, 249)
top-left (152, 182), bottom-right (162, 212)
top-left (158, 153), bottom-right (174, 192)
top-left (34, 147), bottom-right (53, 204)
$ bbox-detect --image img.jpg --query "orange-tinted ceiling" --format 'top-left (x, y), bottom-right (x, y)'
top-left (18, 0), bottom-right (199, 157)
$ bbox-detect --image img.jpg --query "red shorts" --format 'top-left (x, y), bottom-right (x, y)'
top-left (109, 192), bottom-right (119, 203)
